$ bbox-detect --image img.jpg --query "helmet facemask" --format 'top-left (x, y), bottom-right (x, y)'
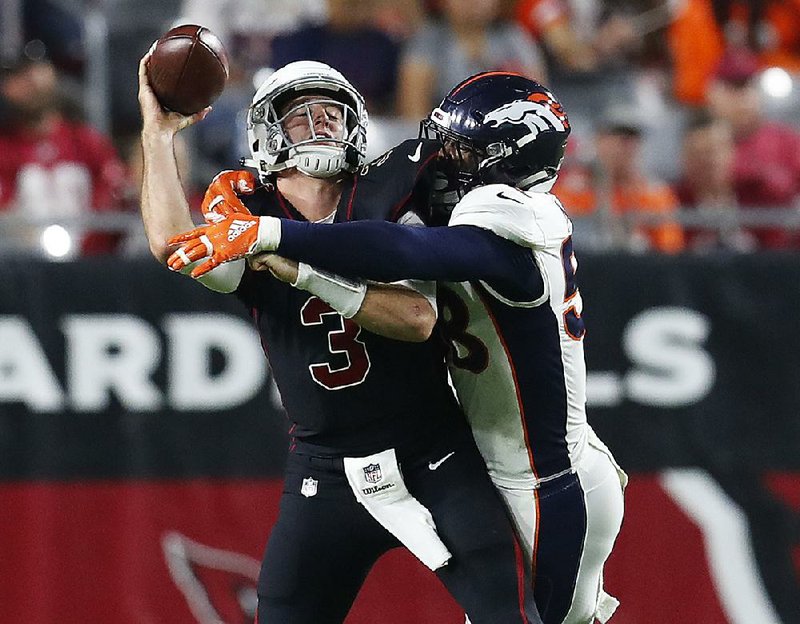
top-left (248, 92), bottom-right (366, 179)
top-left (421, 118), bottom-right (521, 223)
top-left (243, 61), bottom-right (368, 180)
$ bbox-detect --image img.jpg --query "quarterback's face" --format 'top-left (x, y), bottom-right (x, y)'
top-left (281, 94), bottom-right (345, 144)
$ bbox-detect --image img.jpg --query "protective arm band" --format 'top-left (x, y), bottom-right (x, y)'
top-left (292, 263), bottom-right (367, 318)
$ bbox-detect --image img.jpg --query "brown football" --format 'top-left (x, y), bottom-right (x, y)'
top-left (146, 24), bottom-right (229, 115)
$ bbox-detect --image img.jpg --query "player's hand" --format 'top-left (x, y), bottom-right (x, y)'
top-left (167, 214), bottom-right (281, 277)
top-left (202, 170), bottom-right (256, 224)
top-left (138, 48), bottom-right (210, 137)
top-left (249, 253), bottom-right (299, 284)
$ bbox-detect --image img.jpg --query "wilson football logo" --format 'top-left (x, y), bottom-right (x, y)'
top-left (227, 219), bottom-right (256, 242)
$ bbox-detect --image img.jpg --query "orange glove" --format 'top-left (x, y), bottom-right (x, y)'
top-left (201, 170), bottom-right (257, 224)
top-left (167, 213), bottom-right (281, 278)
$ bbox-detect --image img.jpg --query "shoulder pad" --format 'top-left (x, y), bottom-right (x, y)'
top-left (448, 184), bottom-right (571, 249)
top-left (361, 138), bottom-right (440, 175)
top-left (352, 139), bottom-right (440, 222)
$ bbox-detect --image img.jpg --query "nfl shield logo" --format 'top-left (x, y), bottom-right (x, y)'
top-left (363, 463), bottom-right (382, 484)
top-left (300, 477), bottom-right (318, 498)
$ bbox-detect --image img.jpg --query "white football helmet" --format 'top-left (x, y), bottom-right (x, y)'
top-left (242, 60), bottom-right (368, 179)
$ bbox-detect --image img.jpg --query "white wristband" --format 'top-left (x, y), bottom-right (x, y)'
top-left (293, 263), bottom-right (367, 318)
top-left (248, 216), bottom-right (282, 254)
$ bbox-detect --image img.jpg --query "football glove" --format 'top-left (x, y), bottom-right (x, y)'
top-left (201, 170), bottom-right (256, 224)
top-left (167, 214), bottom-right (281, 278)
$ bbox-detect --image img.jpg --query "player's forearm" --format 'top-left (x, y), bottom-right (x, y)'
top-left (253, 254), bottom-right (435, 341)
top-left (279, 220), bottom-right (511, 282)
top-left (354, 284), bottom-right (436, 343)
top-left (140, 131), bottom-right (196, 263)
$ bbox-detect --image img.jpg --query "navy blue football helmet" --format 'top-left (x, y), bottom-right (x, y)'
top-left (422, 71), bottom-right (570, 193)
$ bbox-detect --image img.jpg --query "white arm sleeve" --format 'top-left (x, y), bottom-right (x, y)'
top-left (179, 259), bottom-right (245, 293)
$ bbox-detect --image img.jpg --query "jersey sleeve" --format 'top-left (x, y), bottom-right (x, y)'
top-left (448, 184), bottom-right (571, 250)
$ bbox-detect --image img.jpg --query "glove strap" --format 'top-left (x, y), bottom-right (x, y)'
top-left (293, 263), bottom-right (367, 319)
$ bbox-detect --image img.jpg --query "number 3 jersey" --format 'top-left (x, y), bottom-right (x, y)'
top-left (442, 184), bottom-right (589, 487)
top-left (235, 140), bottom-right (465, 456)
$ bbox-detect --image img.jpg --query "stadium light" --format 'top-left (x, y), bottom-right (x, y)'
top-left (40, 225), bottom-right (73, 259)
top-left (760, 67), bottom-right (793, 99)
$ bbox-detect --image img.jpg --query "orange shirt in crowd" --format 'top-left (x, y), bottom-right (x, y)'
top-left (668, 0), bottom-right (800, 105)
top-left (515, 0), bottom-right (567, 40)
top-left (555, 168), bottom-right (685, 253)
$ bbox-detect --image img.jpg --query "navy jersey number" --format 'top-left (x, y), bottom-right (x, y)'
top-left (300, 296), bottom-right (371, 390)
top-left (561, 236), bottom-right (585, 340)
top-left (437, 286), bottom-right (489, 373)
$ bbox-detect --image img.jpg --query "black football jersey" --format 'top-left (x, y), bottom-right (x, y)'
top-left (237, 139), bottom-right (463, 455)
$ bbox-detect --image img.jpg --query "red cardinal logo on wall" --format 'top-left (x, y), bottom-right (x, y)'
top-left (162, 531), bottom-right (259, 624)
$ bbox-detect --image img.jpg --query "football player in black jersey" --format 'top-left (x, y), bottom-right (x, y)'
top-left (138, 55), bottom-right (540, 624)
top-left (169, 72), bottom-right (628, 624)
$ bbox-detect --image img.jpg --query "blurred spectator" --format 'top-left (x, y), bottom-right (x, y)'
top-left (555, 107), bottom-right (685, 253)
top-left (674, 110), bottom-right (756, 251)
top-left (21, 0), bottom-right (84, 77)
top-left (514, 0), bottom-right (665, 129)
top-left (396, 0), bottom-right (547, 120)
top-left (373, 0), bottom-right (426, 41)
top-left (0, 53), bottom-right (130, 256)
top-left (515, 0), bottom-right (648, 73)
top-left (271, 0), bottom-right (402, 114)
top-left (675, 111), bottom-right (737, 209)
top-left (668, 0), bottom-right (800, 106)
top-left (179, 0), bottom-right (326, 73)
top-left (706, 48), bottom-right (800, 248)
top-left (666, 0), bottom-right (726, 105)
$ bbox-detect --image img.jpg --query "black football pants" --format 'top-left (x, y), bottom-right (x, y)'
top-left (256, 429), bottom-right (541, 623)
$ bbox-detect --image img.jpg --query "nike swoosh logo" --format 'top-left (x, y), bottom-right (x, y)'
top-left (408, 142), bottom-right (422, 162)
top-left (428, 451), bottom-right (455, 471)
top-left (497, 191), bottom-right (523, 204)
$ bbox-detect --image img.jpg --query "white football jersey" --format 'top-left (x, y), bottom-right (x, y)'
top-left (442, 183), bottom-right (589, 488)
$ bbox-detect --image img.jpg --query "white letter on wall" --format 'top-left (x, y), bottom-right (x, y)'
top-left (64, 315), bottom-right (162, 411)
top-left (165, 313), bottom-right (266, 410)
top-left (0, 316), bottom-right (65, 411)
top-left (623, 307), bottom-right (715, 407)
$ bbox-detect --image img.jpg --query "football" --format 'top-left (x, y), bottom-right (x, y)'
top-left (146, 24), bottom-right (229, 115)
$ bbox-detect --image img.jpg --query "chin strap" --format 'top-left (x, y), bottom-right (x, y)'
top-left (240, 145), bottom-right (350, 180)
top-left (291, 144), bottom-right (349, 178)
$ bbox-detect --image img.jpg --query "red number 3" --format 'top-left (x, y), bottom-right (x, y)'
top-left (300, 296), bottom-right (371, 390)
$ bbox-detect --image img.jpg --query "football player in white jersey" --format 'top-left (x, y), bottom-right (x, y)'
top-left (170, 71), bottom-right (627, 624)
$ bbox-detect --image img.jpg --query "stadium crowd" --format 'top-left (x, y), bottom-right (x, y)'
top-left (3, 0), bottom-right (800, 257)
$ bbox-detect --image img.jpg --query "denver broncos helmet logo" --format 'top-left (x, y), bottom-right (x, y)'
top-left (483, 92), bottom-right (569, 140)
